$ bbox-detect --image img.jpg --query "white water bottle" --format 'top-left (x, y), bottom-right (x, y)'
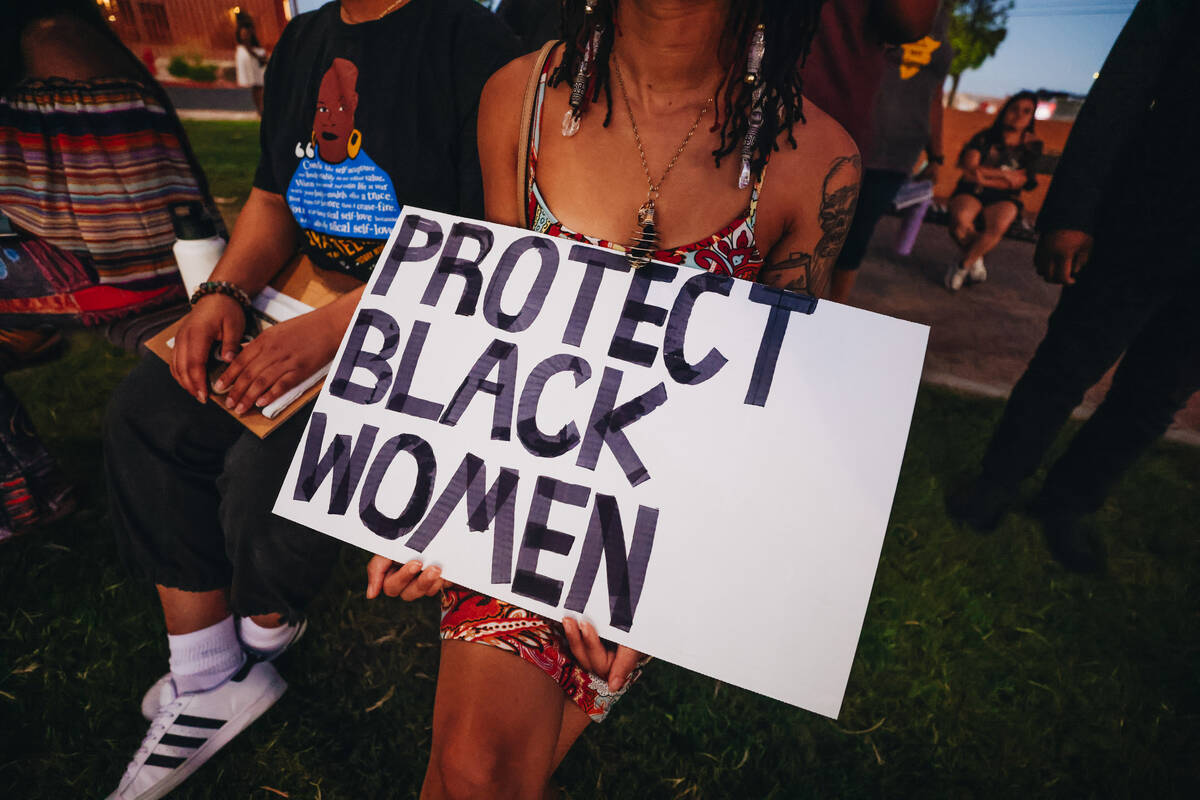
top-left (169, 201), bottom-right (226, 298)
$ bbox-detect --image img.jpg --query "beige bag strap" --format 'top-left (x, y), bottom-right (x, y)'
top-left (517, 40), bottom-right (559, 229)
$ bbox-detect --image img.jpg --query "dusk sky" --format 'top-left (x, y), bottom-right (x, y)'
top-left (949, 0), bottom-right (1134, 98)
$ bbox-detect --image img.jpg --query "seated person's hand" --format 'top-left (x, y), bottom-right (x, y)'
top-left (365, 555), bottom-right (448, 601)
top-left (561, 617), bottom-right (643, 692)
top-left (171, 294), bottom-right (246, 403)
top-left (213, 307), bottom-right (343, 414)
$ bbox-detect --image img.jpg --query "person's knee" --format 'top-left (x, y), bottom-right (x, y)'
top-left (981, 220), bottom-right (1010, 238)
top-left (217, 480), bottom-right (299, 571)
top-left (1103, 370), bottom-right (1184, 430)
top-left (1019, 339), bottom-right (1100, 403)
top-left (430, 736), bottom-right (532, 800)
top-left (217, 431), bottom-right (306, 556)
top-left (219, 464), bottom-right (339, 618)
top-left (975, 230), bottom-right (1003, 248)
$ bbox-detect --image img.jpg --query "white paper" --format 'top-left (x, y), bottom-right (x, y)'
top-left (273, 208), bottom-right (928, 719)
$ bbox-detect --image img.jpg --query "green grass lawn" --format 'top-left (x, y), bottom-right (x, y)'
top-left (1, 121), bottom-right (1198, 799)
top-left (184, 120), bottom-right (263, 204)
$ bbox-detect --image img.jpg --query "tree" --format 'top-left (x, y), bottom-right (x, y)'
top-left (946, 0), bottom-right (1014, 108)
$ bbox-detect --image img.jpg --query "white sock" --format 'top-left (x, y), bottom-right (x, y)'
top-left (168, 616), bottom-right (245, 695)
top-left (239, 616), bottom-right (298, 657)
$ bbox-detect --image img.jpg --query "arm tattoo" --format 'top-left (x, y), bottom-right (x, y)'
top-left (758, 251), bottom-right (813, 294)
top-left (760, 154), bottom-right (861, 297)
top-left (812, 154), bottom-right (862, 293)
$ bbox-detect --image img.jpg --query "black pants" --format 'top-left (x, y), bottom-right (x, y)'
top-left (105, 356), bottom-right (339, 622)
top-left (979, 229), bottom-right (1200, 516)
top-left (835, 169), bottom-right (909, 271)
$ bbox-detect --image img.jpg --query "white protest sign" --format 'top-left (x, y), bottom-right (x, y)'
top-left (274, 207), bottom-right (928, 718)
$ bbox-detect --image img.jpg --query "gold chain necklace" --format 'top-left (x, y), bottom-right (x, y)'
top-left (342, 0), bottom-right (411, 24)
top-left (613, 59), bottom-right (713, 268)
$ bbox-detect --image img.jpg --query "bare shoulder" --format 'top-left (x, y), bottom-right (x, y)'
top-left (21, 14), bottom-right (94, 48)
top-left (480, 46), bottom-right (563, 137)
top-left (482, 52), bottom-right (540, 106)
top-left (478, 54), bottom-right (535, 162)
top-left (769, 97), bottom-right (861, 195)
top-left (481, 45), bottom-right (564, 109)
top-left (479, 47), bottom-right (563, 226)
top-left (20, 14), bottom-right (141, 81)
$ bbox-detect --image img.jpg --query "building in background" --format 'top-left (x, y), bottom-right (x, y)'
top-left (95, 0), bottom-right (289, 74)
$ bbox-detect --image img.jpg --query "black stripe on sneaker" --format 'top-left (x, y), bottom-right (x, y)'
top-left (229, 656), bottom-right (256, 682)
top-left (145, 753), bottom-right (187, 769)
top-left (174, 714), bottom-right (225, 729)
top-left (159, 732), bottom-right (207, 749)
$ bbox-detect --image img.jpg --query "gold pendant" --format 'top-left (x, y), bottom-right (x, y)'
top-left (628, 201), bottom-right (657, 269)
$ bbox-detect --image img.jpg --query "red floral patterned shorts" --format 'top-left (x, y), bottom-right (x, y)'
top-left (439, 586), bottom-right (642, 722)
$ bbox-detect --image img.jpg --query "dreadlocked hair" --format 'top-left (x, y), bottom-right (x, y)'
top-left (549, 0), bottom-right (825, 175)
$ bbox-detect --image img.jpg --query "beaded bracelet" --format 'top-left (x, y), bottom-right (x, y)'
top-left (190, 280), bottom-right (253, 310)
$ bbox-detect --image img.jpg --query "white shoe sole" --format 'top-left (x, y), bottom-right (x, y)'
top-left (112, 671), bottom-right (286, 800)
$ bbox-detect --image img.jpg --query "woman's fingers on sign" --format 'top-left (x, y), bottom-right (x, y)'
top-left (562, 617), bottom-right (642, 691)
top-left (365, 555), bottom-right (395, 599)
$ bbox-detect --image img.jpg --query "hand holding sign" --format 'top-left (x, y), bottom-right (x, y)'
top-left (274, 208), bottom-right (928, 718)
top-left (365, 555), bottom-right (448, 601)
top-left (561, 617), bottom-right (642, 692)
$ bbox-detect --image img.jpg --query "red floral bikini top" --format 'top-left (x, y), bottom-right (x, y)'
top-left (524, 55), bottom-right (770, 281)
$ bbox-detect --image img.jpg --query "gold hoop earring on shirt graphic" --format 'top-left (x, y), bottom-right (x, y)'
top-left (347, 129), bottom-right (362, 159)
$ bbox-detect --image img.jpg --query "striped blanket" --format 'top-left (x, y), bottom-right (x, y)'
top-left (0, 77), bottom-right (220, 323)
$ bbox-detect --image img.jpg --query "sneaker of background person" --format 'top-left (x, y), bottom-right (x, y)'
top-left (141, 618), bottom-right (307, 720)
top-left (945, 475), bottom-right (1018, 532)
top-left (108, 659), bottom-right (286, 800)
top-left (967, 257), bottom-right (987, 283)
top-left (945, 262), bottom-right (969, 291)
top-left (1028, 495), bottom-right (1107, 574)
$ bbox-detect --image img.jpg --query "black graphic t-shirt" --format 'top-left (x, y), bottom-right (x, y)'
top-left (253, 0), bottom-right (519, 280)
top-left (867, 8), bottom-right (953, 173)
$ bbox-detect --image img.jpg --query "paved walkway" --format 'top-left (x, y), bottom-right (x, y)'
top-left (850, 216), bottom-right (1200, 445)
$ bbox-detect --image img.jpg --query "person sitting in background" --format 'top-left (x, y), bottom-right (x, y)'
top-left (0, 0), bottom-right (222, 542)
top-left (944, 90), bottom-right (1042, 291)
top-left (102, 1), bottom-right (518, 797)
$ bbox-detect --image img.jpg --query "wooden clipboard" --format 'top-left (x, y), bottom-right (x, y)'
top-left (144, 256), bottom-right (363, 438)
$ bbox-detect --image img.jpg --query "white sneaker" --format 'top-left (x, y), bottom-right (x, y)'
top-left (967, 257), bottom-right (987, 283)
top-left (141, 618), bottom-right (306, 720)
top-left (945, 263), bottom-right (969, 291)
top-left (108, 659), bottom-right (286, 800)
